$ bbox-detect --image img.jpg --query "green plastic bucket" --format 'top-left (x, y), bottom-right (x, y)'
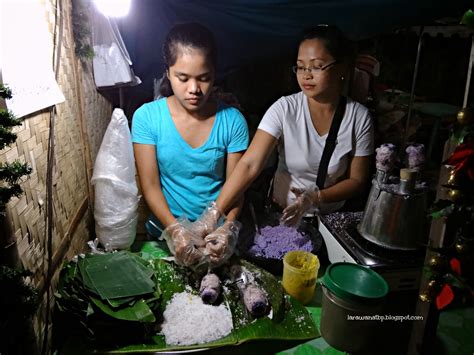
top-left (319, 263), bottom-right (389, 353)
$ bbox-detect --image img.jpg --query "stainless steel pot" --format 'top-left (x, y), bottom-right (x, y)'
top-left (357, 178), bottom-right (427, 250)
top-left (320, 285), bottom-right (383, 353)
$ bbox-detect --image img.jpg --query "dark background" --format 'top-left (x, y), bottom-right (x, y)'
top-left (111, 0), bottom-right (471, 116)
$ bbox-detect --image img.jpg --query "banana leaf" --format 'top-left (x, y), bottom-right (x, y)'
top-left (131, 241), bottom-right (170, 260)
top-left (79, 252), bottom-right (155, 300)
top-left (55, 262), bottom-right (93, 318)
top-left (56, 248), bottom-right (319, 354)
top-left (55, 252), bottom-right (162, 341)
top-left (106, 296), bottom-right (136, 308)
top-left (90, 297), bottom-right (156, 323)
top-left (102, 296), bottom-right (317, 353)
top-left (150, 259), bottom-right (187, 313)
top-left (91, 258), bottom-right (318, 353)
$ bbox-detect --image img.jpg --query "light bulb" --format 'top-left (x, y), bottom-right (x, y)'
top-left (93, 0), bottom-right (131, 17)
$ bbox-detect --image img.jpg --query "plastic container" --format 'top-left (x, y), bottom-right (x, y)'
top-left (281, 251), bottom-right (319, 305)
top-left (319, 263), bottom-right (389, 353)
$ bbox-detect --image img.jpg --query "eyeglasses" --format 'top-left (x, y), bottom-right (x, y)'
top-left (292, 60), bottom-right (338, 75)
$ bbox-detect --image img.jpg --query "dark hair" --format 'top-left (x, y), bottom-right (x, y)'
top-left (159, 23), bottom-right (217, 97)
top-left (300, 25), bottom-right (355, 66)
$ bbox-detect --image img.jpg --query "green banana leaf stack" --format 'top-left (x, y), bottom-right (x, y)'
top-left (54, 244), bottom-right (319, 353)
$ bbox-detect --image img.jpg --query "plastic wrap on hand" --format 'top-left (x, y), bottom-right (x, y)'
top-left (281, 186), bottom-right (318, 227)
top-left (189, 201), bottom-right (223, 239)
top-left (161, 219), bottom-right (208, 267)
top-left (204, 220), bottom-right (241, 267)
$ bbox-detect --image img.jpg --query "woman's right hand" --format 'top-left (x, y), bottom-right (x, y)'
top-left (281, 187), bottom-right (320, 227)
top-left (189, 202), bottom-right (223, 238)
top-left (204, 220), bottom-right (241, 266)
top-left (161, 222), bottom-right (207, 266)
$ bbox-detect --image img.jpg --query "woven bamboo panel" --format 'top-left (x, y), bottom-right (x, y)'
top-left (1, 0), bottom-right (112, 350)
top-left (81, 63), bottom-right (112, 161)
top-left (32, 215), bottom-right (91, 350)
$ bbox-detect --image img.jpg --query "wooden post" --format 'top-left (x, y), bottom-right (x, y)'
top-left (407, 139), bottom-right (458, 354)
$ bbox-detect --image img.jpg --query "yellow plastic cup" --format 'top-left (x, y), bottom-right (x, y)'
top-left (282, 250), bottom-right (320, 305)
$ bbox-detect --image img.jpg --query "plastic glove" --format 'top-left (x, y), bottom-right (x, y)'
top-left (189, 202), bottom-right (223, 239)
top-left (280, 187), bottom-right (320, 227)
top-left (161, 221), bottom-right (207, 267)
top-left (204, 220), bottom-right (241, 266)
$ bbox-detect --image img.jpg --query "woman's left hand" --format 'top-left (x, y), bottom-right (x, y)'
top-left (281, 187), bottom-right (319, 227)
top-left (204, 220), bottom-right (241, 266)
top-left (161, 222), bottom-right (207, 266)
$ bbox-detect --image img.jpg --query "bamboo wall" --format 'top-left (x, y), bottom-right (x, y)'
top-left (0, 0), bottom-right (112, 351)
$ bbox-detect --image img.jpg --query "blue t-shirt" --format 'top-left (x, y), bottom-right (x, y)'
top-left (131, 98), bottom-right (249, 237)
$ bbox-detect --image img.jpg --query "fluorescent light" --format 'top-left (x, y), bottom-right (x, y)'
top-left (93, 0), bottom-right (131, 17)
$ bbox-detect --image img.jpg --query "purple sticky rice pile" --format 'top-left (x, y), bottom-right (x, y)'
top-left (248, 225), bottom-right (313, 259)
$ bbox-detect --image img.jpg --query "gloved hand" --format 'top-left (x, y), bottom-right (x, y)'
top-left (189, 202), bottom-right (223, 239)
top-left (204, 220), bottom-right (241, 266)
top-left (161, 221), bottom-right (207, 267)
top-left (281, 187), bottom-right (320, 227)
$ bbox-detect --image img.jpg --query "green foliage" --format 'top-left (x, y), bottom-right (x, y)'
top-left (0, 185), bottom-right (23, 209)
top-left (0, 266), bottom-right (40, 354)
top-left (0, 266), bottom-right (39, 347)
top-left (0, 266), bottom-right (39, 319)
top-left (0, 83), bottom-right (12, 99)
top-left (423, 130), bottom-right (474, 309)
top-left (0, 161), bottom-right (32, 210)
top-left (0, 88), bottom-right (31, 211)
top-left (72, 0), bottom-right (94, 60)
top-left (0, 110), bottom-right (22, 127)
top-left (0, 161), bottom-right (32, 184)
top-left (451, 125), bottom-right (474, 146)
top-left (461, 9), bottom-right (474, 30)
top-left (430, 200), bottom-right (455, 219)
top-left (0, 125), bottom-right (18, 150)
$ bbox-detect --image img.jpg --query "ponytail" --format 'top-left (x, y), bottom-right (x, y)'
top-left (159, 72), bottom-right (173, 97)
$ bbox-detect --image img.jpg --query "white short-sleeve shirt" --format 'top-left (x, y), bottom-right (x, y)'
top-left (258, 91), bottom-right (374, 214)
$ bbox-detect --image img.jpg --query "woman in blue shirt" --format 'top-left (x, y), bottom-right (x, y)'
top-left (132, 23), bottom-right (249, 267)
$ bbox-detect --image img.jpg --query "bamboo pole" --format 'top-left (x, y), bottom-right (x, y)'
top-left (463, 35), bottom-right (474, 108)
top-left (401, 26), bottom-right (424, 154)
top-left (36, 196), bottom-right (88, 294)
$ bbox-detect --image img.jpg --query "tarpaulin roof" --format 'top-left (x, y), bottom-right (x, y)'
top-left (117, 0), bottom-right (470, 105)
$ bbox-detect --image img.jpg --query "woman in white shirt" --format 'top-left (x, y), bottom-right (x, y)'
top-left (214, 25), bottom-right (374, 227)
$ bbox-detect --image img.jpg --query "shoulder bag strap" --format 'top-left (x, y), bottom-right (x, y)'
top-left (316, 96), bottom-right (347, 190)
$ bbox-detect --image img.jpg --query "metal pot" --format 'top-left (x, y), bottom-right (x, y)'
top-left (319, 263), bottom-right (388, 353)
top-left (320, 286), bottom-right (383, 353)
top-left (357, 177), bottom-right (427, 250)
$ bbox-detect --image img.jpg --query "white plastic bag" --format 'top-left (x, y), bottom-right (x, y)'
top-left (91, 10), bottom-right (141, 88)
top-left (91, 108), bottom-right (139, 250)
top-left (93, 42), bottom-right (134, 87)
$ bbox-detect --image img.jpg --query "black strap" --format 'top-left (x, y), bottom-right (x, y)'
top-left (316, 96), bottom-right (347, 189)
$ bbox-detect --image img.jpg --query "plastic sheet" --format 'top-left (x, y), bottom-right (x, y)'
top-left (91, 108), bottom-right (139, 250)
top-left (91, 10), bottom-right (140, 88)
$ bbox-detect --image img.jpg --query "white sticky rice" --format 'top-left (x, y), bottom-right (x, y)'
top-left (161, 291), bottom-right (234, 345)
